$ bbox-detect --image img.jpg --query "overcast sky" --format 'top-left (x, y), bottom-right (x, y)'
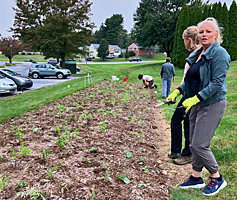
top-left (0, 0), bottom-right (234, 37)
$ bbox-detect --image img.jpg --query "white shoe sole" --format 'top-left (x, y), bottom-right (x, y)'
top-left (203, 180), bottom-right (227, 196)
top-left (180, 183), bottom-right (205, 189)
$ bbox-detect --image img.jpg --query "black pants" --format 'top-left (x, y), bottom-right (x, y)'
top-left (171, 96), bottom-right (191, 156)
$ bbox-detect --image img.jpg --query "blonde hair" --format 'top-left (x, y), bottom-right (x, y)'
top-left (182, 26), bottom-right (200, 51)
top-left (197, 17), bottom-right (223, 44)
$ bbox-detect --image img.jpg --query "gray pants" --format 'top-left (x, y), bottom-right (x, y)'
top-left (189, 99), bottom-right (227, 174)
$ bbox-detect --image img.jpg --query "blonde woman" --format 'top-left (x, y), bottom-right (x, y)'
top-left (169, 26), bottom-right (201, 166)
top-left (167, 17), bottom-right (230, 196)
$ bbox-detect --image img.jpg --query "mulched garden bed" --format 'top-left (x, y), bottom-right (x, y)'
top-left (0, 80), bottom-right (188, 199)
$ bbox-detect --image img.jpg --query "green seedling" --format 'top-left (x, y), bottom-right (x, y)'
top-left (124, 151), bottom-right (132, 158)
top-left (9, 150), bottom-right (17, 159)
top-left (116, 174), bottom-right (130, 184)
top-left (119, 162), bottom-right (126, 167)
top-left (142, 167), bottom-right (149, 173)
top-left (16, 131), bottom-right (24, 139)
top-left (57, 104), bottom-right (66, 114)
top-left (102, 162), bottom-right (107, 169)
top-left (104, 170), bottom-right (109, 182)
top-left (33, 127), bottom-right (42, 132)
top-left (97, 121), bottom-right (107, 131)
top-left (138, 158), bottom-right (146, 165)
top-left (62, 122), bottom-right (67, 126)
top-left (19, 142), bottom-right (33, 156)
top-left (0, 174), bottom-right (9, 190)
top-left (138, 183), bottom-right (147, 188)
top-left (46, 165), bottom-right (58, 180)
top-left (56, 132), bottom-right (70, 148)
top-left (69, 114), bottom-right (76, 121)
top-left (16, 181), bottom-right (27, 188)
top-left (42, 149), bottom-right (51, 161)
top-left (10, 125), bottom-right (19, 135)
top-left (55, 127), bottom-right (60, 134)
top-left (131, 132), bottom-right (139, 136)
top-left (89, 147), bottom-right (97, 152)
top-left (60, 184), bottom-right (69, 194)
top-left (29, 187), bottom-right (46, 200)
top-left (83, 158), bottom-right (92, 163)
top-left (90, 188), bottom-right (95, 200)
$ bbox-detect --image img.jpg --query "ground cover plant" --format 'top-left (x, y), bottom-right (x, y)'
top-left (0, 80), bottom-right (179, 199)
top-left (0, 60), bottom-right (236, 199)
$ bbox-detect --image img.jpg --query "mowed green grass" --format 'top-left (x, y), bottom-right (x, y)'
top-left (0, 58), bottom-right (236, 199)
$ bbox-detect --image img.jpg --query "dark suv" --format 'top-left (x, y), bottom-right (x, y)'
top-left (29, 63), bottom-right (71, 79)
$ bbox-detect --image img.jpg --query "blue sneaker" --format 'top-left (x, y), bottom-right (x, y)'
top-left (203, 176), bottom-right (227, 196)
top-left (179, 176), bottom-right (205, 189)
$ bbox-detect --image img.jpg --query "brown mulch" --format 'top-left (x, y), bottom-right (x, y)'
top-left (0, 81), bottom-right (191, 199)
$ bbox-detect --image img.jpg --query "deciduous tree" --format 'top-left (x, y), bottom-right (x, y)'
top-left (12, 0), bottom-right (94, 67)
top-left (0, 37), bottom-right (27, 63)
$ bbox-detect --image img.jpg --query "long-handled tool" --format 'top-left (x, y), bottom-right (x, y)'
top-left (154, 99), bottom-right (172, 107)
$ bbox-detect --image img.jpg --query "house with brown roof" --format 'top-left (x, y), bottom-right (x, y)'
top-left (127, 43), bottom-right (147, 57)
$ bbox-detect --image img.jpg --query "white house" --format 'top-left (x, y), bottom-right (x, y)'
top-left (89, 43), bottom-right (121, 58)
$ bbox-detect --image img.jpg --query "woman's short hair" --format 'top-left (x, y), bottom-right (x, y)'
top-left (183, 26), bottom-right (200, 50)
top-left (197, 17), bottom-right (223, 44)
top-left (138, 74), bottom-right (143, 80)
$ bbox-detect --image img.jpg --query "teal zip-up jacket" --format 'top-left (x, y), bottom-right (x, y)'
top-left (178, 42), bottom-right (231, 106)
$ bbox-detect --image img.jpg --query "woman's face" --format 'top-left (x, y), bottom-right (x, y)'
top-left (184, 38), bottom-right (191, 50)
top-left (198, 23), bottom-right (217, 49)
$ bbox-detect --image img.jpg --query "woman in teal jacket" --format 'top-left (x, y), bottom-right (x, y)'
top-left (167, 17), bottom-right (230, 196)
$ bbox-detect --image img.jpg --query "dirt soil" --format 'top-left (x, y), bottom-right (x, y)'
top-left (0, 81), bottom-right (191, 200)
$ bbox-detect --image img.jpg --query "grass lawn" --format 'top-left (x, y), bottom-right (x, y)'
top-left (0, 58), bottom-right (236, 199)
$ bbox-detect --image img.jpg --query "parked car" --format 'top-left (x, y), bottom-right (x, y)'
top-left (0, 69), bottom-right (33, 91)
top-left (106, 54), bottom-right (115, 59)
top-left (29, 63), bottom-right (71, 79)
top-left (0, 74), bottom-right (17, 94)
top-left (86, 56), bottom-right (92, 61)
top-left (24, 59), bottom-right (37, 63)
top-left (47, 59), bottom-right (58, 66)
top-left (129, 57), bottom-right (142, 62)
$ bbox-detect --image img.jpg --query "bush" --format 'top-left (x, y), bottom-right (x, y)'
top-left (128, 51), bottom-right (135, 57)
top-left (27, 52), bottom-right (32, 55)
top-left (21, 52), bottom-right (25, 55)
top-left (119, 53), bottom-right (124, 58)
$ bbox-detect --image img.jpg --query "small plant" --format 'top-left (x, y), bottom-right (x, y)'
top-left (102, 162), bottom-right (107, 169)
top-left (131, 132), bottom-right (139, 136)
top-left (89, 147), bottom-right (97, 152)
top-left (119, 162), bottom-right (126, 167)
top-left (0, 174), bottom-right (9, 190)
top-left (29, 187), bottom-right (46, 200)
top-left (116, 174), bottom-right (130, 184)
top-left (42, 149), bottom-right (51, 161)
top-left (83, 158), bottom-right (92, 163)
top-left (104, 170), bottom-right (109, 182)
top-left (19, 142), bottom-right (33, 156)
top-left (142, 167), bottom-right (149, 173)
top-left (124, 151), bottom-right (132, 158)
top-left (138, 158), bottom-right (145, 165)
top-left (16, 131), bottom-right (24, 139)
top-left (16, 181), bottom-right (27, 188)
top-left (46, 165), bottom-right (58, 180)
top-left (9, 150), bottom-right (18, 159)
top-left (90, 188), bottom-right (95, 200)
top-left (55, 127), bottom-right (60, 134)
top-left (57, 104), bottom-right (66, 114)
top-left (0, 152), bottom-right (3, 160)
top-left (97, 121), bottom-right (107, 131)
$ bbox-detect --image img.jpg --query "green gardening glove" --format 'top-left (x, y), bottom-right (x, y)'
top-left (166, 89), bottom-right (180, 103)
top-left (182, 95), bottom-right (200, 113)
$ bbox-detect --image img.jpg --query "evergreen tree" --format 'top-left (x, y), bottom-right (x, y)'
top-left (228, 1), bottom-right (237, 60)
top-left (12, 0), bottom-right (94, 68)
top-left (98, 39), bottom-right (109, 60)
top-left (172, 4), bottom-right (190, 68)
top-left (221, 3), bottom-right (229, 51)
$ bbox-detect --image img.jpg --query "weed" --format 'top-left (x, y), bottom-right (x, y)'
top-left (9, 150), bottom-right (18, 159)
top-left (131, 132), bottom-right (139, 136)
top-left (119, 162), bottom-right (126, 167)
top-left (138, 158), bottom-right (145, 165)
top-left (116, 174), bottom-right (130, 184)
top-left (62, 122), bottom-right (67, 126)
top-left (46, 165), bottom-right (58, 180)
top-left (97, 121), bottom-right (107, 131)
top-left (83, 158), bottom-right (92, 163)
top-left (16, 131), bottom-right (24, 139)
top-left (16, 181), bottom-right (27, 188)
top-left (19, 142), bottom-right (33, 156)
top-left (0, 174), bottom-right (9, 190)
top-left (104, 170), bottom-right (109, 182)
top-left (42, 149), bottom-right (51, 161)
top-left (89, 147), bottom-right (97, 152)
top-left (33, 127), bottom-right (42, 132)
top-left (29, 187), bottom-right (46, 200)
top-left (57, 104), bottom-right (66, 115)
top-left (56, 132), bottom-right (70, 148)
top-left (55, 127), bottom-right (60, 134)
top-left (102, 162), bottom-right (107, 169)
top-left (124, 151), bottom-right (132, 158)
top-left (138, 183), bottom-right (147, 188)
top-left (90, 188), bottom-right (95, 200)
top-left (142, 167), bottom-right (149, 173)
top-left (69, 114), bottom-right (76, 121)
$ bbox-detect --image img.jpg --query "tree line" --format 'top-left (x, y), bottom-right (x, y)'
top-left (1, 0), bottom-right (236, 65)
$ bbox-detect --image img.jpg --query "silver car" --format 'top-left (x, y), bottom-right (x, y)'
top-left (0, 74), bottom-right (17, 94)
